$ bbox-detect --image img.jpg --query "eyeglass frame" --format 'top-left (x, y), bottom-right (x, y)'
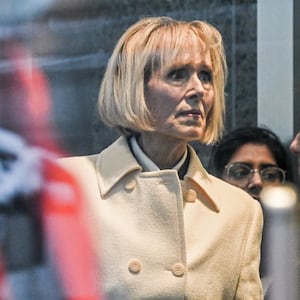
top-left (223, 162), bottom-right (286, 186)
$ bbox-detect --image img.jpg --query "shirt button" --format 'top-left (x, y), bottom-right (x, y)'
top-left (128, 259), bottom-right (142, 274)
top-left (171, 262), bottom-right (185, 277)
top-left (184, 189), bottom-right (197, 202)
top-left (124, 179), bottom-right (136, 191)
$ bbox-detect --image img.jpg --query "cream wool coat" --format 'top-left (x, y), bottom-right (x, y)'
top-left (59, 136), bottom-right (263, 300)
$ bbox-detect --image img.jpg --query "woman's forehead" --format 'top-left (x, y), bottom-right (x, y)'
top-left (157, 33), bottom-right (209, 61)
top-left (163, 45), bottom-right (211, 71)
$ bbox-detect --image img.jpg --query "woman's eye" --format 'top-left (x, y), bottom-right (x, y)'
top-left (199, 70), bottom-right (212, 84)
top-left (230, 168), bottom-right (250, 179)
top-left (167, 68), bottom-right (187, 81)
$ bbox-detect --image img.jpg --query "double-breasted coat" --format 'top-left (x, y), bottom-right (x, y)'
top-left (59, 136), bottom-right (263, 300)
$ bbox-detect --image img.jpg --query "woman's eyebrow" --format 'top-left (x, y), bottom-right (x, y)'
top-left (260, 163), bottom-right (279, 168)
top-left (234, 162), bottom-right (279, 168)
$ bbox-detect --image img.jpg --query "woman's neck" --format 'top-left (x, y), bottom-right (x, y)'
top-left (137, 133), bottom-right (188, 169)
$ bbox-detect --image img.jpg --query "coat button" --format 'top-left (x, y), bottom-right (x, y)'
top-left (171, 262), bottom-right (185, 277)
top-left (128, 259), bottom-right (142, 274)
top-left (184, 189), bottom-right (197, 202)
top-left (124, 179), bottom-right (136, 191)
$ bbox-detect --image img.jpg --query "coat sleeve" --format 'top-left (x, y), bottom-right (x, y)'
top-left (235, 200), bottom-right (264, 300)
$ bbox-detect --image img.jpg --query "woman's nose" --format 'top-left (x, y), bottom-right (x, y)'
top-left (186, 75), bottom-right (204, 102)
top-left (192, 73), bottom-right (206, 91)
top-left (248, 170), bottom-right (263, 187)
top-left (246, 171), bottom-right (263, 200)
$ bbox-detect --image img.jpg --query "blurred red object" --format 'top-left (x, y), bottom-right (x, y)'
top-left (1, 40), bottom-right (61, 153)
top-left (42, 157), bottom-right (102, 300)
top-left (0, 41), bottom-right (103, 299)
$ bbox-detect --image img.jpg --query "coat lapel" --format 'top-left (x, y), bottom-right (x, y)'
top-left (185, 145), bottom-right (220, 212)
top-left (96, 136), bottom-right (141, 196)
top-left (96, 136), bottom-right (220, 212)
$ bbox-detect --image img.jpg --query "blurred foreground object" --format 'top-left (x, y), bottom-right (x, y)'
top-left (0, 38), bottom-right (102, 299)
top-left (260, 184), bottom-right (299, 300)
top-left (0, 128), bottom-right (43, 205)
top-left (0, 128), bottom-right (103, 299)
top-left (0, 128), bottom-right (44, 272)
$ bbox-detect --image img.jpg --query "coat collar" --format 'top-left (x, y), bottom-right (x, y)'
top-left (95, 136), bottom-right (142, 195)
top-left (96, 136), bottom-right (220, 212)
top-left (185, 144), bottom-right (220, 212)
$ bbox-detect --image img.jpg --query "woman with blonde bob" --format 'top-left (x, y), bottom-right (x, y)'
top-left (60, 16), bottom-right (263, 299)
top-left (99, 16), bottom-right (225, 144)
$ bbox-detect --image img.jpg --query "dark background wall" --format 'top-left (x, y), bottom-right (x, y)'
top-left (1, 0), bottom-right (258, 167)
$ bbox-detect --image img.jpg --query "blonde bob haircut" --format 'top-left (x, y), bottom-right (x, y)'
top-left (98, 16), bottom-right (227, 144)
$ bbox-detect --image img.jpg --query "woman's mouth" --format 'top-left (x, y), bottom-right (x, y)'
top-left (177, 109), bottom-right (203, 119)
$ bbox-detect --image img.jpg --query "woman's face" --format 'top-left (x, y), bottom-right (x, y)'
top-left (290, 132), bottom-right (300, 153)
top-left (144, 36), bottom-right (214, 143)
top-left (223, 143), bottom-right (284, 201)
top-left (290, 131), bottom-right (300, 177)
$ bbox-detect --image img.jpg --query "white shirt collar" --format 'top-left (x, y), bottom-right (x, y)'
top-left (130, 135), bottom-right (187, 172)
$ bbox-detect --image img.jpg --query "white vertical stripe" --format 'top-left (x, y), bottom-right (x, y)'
top-left (257, 0), bottom-right (294, 143)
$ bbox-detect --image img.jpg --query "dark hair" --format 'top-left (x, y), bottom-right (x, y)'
top-left (209, 126), bottom-right (294, 182)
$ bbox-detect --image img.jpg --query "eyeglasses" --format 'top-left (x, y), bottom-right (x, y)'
top-left (224, 163), bottom-right (286, 187)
